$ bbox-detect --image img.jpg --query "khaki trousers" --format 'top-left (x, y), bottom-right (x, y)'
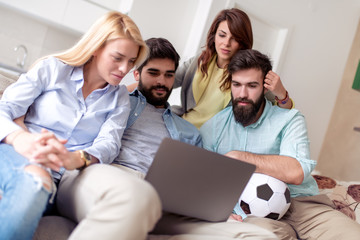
top-left (113, 164), bottom-right (278, 240)
top-left (56, 164), bottom-right (162, 240)
top-left (245, 194), bottom-right (360, 240)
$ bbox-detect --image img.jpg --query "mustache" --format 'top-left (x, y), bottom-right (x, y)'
top-left (233, 97), bottom-right (254, 105)
top-left (150, 85), bottom-right (170, 92)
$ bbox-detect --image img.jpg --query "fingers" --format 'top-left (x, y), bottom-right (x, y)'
top-left (30, 157), bottom-right (62, 172)
top-left (35, 129), bottom-right (68, 154)
top-left (228, 214), bottom-right (243, 222)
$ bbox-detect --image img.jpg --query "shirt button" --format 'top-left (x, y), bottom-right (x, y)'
top-left (135, 113), bottom-right (138, 116)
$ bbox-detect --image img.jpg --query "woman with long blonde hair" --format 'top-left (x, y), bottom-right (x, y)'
top-left (0, 11), bottom-right (161, 240)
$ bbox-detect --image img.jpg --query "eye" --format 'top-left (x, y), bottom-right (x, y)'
top-left (148, 71), bottom-right (160, 76)
top-left (113, 56), bottom-right (122, 61)
top-left (231, 81), bottom-right (240, 87)
top-left (165, 73), bottom-right (175, 78)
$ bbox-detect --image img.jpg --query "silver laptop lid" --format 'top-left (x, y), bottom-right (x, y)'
top-left (145, 138), bottom-right (256, 222)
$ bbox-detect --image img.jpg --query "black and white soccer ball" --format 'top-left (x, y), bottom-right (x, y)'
top-left (239, 173), bottom-right (291, 220)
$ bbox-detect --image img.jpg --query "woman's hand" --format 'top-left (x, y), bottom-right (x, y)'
top-left (264, 70), bottom-right (287, 99)
top-left (7, 128), bottom-right (68, 171)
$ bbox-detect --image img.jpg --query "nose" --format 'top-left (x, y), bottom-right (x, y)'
top-left (156, 74), bottom-right (166, 85)
top-left (224, 37), bottom-right (231, 46)
top-left (238, 86), bottom-right (248, 99)
top-left (118, 62), bottom-right (131, 75)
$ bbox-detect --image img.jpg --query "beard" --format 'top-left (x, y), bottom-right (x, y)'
top-left (138, 80), bottom-right (172, 108)
top-left (232, 91), bottom-right (264, 126)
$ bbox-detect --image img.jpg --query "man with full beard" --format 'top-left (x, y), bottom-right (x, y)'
top-left (200, 49), bottom-right (360, 240)
top-left (111, 39), bottom-right (279, 240)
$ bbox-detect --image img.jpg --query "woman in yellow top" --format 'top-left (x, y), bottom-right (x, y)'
top-left (172, 8), bottom-right (293, 128)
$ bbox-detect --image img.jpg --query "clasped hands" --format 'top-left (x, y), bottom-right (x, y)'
top-left (10, 128), bottom-right (79, 171)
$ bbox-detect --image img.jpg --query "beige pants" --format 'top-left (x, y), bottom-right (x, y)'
top-left (245, 194), bottom-right (360, 240)
top-left (112, 164), bottom-right (278, 240)
top-left (56, 164), bottom-right (162, 240)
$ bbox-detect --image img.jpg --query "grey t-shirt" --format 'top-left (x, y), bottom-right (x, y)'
top-left (113, 102), bottom-right (170, 174)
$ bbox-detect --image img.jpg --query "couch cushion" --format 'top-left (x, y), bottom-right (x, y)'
top-left (0, 70), bottom-right (18, 99)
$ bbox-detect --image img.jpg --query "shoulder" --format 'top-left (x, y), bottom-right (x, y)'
top-left (205, 106), bottom-right (233, 127)
top-left (265, 103), bottom-right (306, 129)
top-left (200, 106), bottom-right (233, 137)
top-left (36, 56), bottom-right (68, 70)
top-left (171, 112), bottom-right (199, 132)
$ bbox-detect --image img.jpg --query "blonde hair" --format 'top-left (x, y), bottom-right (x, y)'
top-left (44, 11), bottom-right (148, 67)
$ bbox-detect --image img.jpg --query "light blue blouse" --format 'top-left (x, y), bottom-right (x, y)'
top-left (0, 57), bottom-right (130, 168)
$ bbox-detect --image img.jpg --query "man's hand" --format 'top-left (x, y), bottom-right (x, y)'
top-left (228, 213), bottom-right (243, 222)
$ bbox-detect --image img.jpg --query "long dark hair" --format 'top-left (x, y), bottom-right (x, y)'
top-left (198, 8), bottom-right (253, 78)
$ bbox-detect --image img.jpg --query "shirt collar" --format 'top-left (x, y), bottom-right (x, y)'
top-left (70, 66), bottom-right (83, 82)
top-left (132, 88), bottom-right (172, 114)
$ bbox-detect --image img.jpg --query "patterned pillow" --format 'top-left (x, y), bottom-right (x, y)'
top-left (313, 174), bottom-right (360, 224)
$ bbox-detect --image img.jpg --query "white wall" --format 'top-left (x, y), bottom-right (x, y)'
top-left (0, 5), bottom-right (80, 72)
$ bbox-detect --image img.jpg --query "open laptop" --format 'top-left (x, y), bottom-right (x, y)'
top-left (145, 138), bottom-right (256, 222)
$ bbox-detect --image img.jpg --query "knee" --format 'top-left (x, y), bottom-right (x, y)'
top-left (24, 165), bottom-right (53, 192)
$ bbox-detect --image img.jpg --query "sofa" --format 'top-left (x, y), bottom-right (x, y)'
top-left (1, 70), bottom-right (359, 240)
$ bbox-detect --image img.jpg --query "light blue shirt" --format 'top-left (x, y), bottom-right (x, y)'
top-left (200, 99), bottom-right (319, 198)
top-left (113, 89), bottom-right (202, 173)
top-left (0, 57), bottom-right (130, 169)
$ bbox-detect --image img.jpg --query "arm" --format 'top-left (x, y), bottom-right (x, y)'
top-left (174, 56), bottom-right (196, 89)
top-left (14, 116), bottom-right (27, 130)
top-left (83, 86), bottom-right (131, 164)
top-left (225, 151), bottom-right (303, 185)
top-left (264, 70), bottom-right (293, 109)
top-left (126, 82), bottom-right (138, 92)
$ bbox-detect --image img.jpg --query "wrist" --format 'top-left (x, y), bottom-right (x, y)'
top-left (5, 130), bottom-right (28, 145)
top-left (76, 150), bottom-right (92, 171)
top-left (275, 91), bottom-right (289, 105)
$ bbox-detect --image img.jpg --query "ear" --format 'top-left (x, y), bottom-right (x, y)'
top-left (133, 70), bottom-right (140, 82)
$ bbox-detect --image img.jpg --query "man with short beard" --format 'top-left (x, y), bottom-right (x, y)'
top-left (112, 37), bottom-right (201, 175)
top-left (111, 39), bottom-right (279, 240)
top-left (200, 49), bottom-right (360, 240)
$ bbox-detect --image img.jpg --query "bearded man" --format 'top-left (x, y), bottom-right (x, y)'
top-left (199, 49), bottom-right (360, 240)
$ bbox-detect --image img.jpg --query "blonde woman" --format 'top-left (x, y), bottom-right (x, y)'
top-left (0, 11), bottom-right (161, 240)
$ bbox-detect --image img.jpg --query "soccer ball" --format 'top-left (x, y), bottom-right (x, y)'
top-left (239, 173), bottom-right (291, 220)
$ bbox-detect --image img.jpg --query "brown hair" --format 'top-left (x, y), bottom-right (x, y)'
top-left (223, 49), bottom-right (272, 90)
top-left (198, 8), bottom-right (253, 86)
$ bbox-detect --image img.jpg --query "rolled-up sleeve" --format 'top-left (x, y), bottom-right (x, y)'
top-left (280, 113), bottom-right (317, 181)
top-left (84, 86), bottom-right (130, 164)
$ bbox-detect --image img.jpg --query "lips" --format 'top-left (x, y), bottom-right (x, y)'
top-left (221, 48), bottom-right (231, 55)
top-left (112, 73), bottom-right (124, 80)
top-left (152, 86), bottom-right (168, 95)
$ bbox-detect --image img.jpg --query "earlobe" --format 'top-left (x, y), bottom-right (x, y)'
top-left (133, 70), bottom-right (140, 82)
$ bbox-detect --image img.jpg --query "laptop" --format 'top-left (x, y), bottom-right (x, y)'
top-left (145, 138), bottom-right (256, 222)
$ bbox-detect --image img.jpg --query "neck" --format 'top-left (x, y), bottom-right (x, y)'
top-left (216, 56), bottom-right (229, 69)
top-left (82, 60), bottom-right (108, 99)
